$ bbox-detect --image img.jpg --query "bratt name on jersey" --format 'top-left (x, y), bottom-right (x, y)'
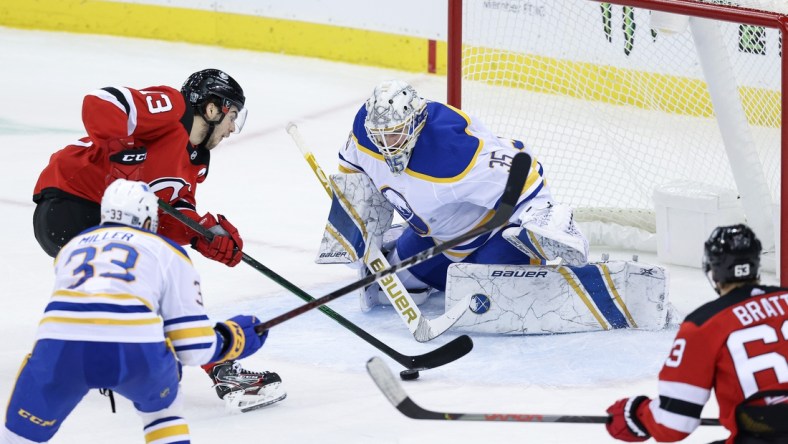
top-left (445, 260), bottom-right (670, 334)
top-left (732, 294), bottom-right (788, 326)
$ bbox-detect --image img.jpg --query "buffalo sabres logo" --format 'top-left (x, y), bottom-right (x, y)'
top-left (469, 294), bottom-right (491, 314)
top-left (381, 187), bottom-right (429, 235)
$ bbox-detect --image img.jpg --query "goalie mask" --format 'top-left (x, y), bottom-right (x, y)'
top-left (101, 179), bottom-right (159, 232)
top-left (182, 69), bottom-right (247, 134)
top-left (702, 224), bottom-right (761, 293)
top-left (364, 80), bottom-right (427, 175)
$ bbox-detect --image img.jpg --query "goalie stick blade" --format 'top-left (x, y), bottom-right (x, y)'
top-left (366, 357), bottom-right (722, 425)
top-left (253, 152), bottom-right (532, 332)
top-left (157, 200), bottom-right (470, 374)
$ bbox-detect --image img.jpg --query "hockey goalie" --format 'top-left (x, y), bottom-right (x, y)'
top-left (315, 79), bottom-right (669, 334)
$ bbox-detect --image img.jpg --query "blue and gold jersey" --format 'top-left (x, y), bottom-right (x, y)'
top-left (340, 101), bottom-right (549, 260)
top-left (39, 224), bottom-right (217, 366)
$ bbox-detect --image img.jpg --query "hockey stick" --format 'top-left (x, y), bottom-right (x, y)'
top-left (157, 199), bottom-right (473, 373)
top-left (251, 151), bottom-right (530, 335)
top-left (286, 122), bottom-right (469, 342)
top-left (366, 357), bottom-right (722, 426)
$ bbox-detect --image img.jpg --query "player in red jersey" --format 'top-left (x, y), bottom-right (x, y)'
top-left (31, 69), bottom-right (283, 412)
top-left (33, 68), bottom-right (244, 266)
top-left (606, 224), bottom-right (788, 443)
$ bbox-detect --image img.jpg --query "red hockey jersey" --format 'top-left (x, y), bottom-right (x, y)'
top-left (637, 284), bottom-right (788, 443)
top-left (33, 85), bottom-right (208, 245)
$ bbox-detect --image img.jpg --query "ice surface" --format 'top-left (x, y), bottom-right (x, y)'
top-left (0, 26), bottom-right (751, 443)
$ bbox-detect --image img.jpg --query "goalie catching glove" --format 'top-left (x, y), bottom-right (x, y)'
top-left (211, 315), bottom-right (268, 363)
top-left (191, 213), bottom-right (244, 267)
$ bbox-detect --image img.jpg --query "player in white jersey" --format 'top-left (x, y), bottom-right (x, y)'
top-left (339, 79), bottom-right (588, 300)
top-left (1, 180), bottom-right (284, 444)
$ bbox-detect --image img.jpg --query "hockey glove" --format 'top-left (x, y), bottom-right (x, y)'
top-left (211, 315), bottom-right (269, 363)
top-left (606, 396), bottom-right (652, 442)
top-left (106, 137), bottom-right (147, 185)
top-left (191, 213), bottom-right (244, 267)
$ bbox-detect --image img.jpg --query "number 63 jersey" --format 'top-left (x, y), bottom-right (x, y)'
top-left (641, 284), bottom-right (788, 442)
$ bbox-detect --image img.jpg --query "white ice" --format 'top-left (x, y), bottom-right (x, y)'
top-left (0, 27), bottom-right (759, 443)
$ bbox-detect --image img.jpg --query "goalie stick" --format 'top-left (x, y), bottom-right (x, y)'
top-left (249, 150), bottom-right (530, 334)
top-left (157, 199), bottom-right (473, 372)
top-left (286, 122), bottom-right (469, 342)
top-left (365, 357), bottom-right (722, 426)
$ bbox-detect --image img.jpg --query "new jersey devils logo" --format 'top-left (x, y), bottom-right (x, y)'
top-left (148, 177), bottom-right (192, 202)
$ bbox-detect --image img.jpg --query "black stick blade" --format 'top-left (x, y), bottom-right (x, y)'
top-left (408, 335), bottom-right (473, 370)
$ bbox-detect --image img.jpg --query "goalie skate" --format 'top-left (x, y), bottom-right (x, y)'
top-left (210, 361), bottom-right (286, 413)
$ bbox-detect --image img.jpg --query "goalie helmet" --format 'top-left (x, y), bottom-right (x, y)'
top-left (182, 69), bottom-right (247, 133)
top-left (702, 224), bottom-right (761, 292)
top-left (101, 179), bottom-right (159, 233)
top-left (364, 80), bottom-right (427, 175)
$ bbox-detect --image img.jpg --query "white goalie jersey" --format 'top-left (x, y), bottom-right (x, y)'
top-left (339, 101), bottom-right (547, 260)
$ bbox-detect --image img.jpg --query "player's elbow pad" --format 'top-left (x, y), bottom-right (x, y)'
top-left (209, 315), bottom-right (268, 364)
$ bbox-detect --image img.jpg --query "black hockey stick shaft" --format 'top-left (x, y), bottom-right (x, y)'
top-left (366, 357), bottom-right (722, 426)
top-left (253, 152), bottom-right (531, 331)
top-left (157, 200), bottom-right (473, 371)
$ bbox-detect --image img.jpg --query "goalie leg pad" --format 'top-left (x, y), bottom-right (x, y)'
top-left (316, 173), bottom-right (394, 265)
top-left (445, 261), bottom-right (669, 334)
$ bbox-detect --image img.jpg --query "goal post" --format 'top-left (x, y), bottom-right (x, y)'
top-left (447, 0), bottom-right (787, 284)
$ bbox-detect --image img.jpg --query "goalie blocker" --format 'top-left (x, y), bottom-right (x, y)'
top-left (445, 260), bottom-right (670, 334)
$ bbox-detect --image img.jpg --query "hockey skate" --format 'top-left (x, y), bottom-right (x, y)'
top-left (503, 203), bottom-right (589, 266)
top-left (210, 361), bottom-right (286, 413)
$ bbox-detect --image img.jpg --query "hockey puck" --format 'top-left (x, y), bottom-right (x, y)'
top-left (400, 369), bottom-right (420, 381)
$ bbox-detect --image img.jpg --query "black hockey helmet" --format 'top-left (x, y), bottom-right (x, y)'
top-left (702, 224), bottom-right (761, 291)
top-left (182, 69), bottom-right (246, 133)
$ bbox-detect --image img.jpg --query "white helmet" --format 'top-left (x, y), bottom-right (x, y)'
top-left (364, 80), bottom-right (427, 175)
top-left (101, 179), bottom-right (159, 232)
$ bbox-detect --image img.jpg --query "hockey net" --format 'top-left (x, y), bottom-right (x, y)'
top-left (448, 0), bottom-right (785, 276)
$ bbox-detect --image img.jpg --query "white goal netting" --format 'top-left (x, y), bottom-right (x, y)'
top-left (457, 0), bottom-right (782, 253)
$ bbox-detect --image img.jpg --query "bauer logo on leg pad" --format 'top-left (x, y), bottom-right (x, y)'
top-left (469, 294), bottom-right (491, 314)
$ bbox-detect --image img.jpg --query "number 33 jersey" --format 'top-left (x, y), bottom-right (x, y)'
top-left (37, 224), bottom-right (218, 366)
top-left (641, 284), bottom-right (788, 442)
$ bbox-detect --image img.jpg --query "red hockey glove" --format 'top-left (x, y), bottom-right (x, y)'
top-left (191, 213), bottom-right (243, 267)
top-left (606, 396), bottom-right (651, 442)
top-left (106, 138), bottom-right (147, 185)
